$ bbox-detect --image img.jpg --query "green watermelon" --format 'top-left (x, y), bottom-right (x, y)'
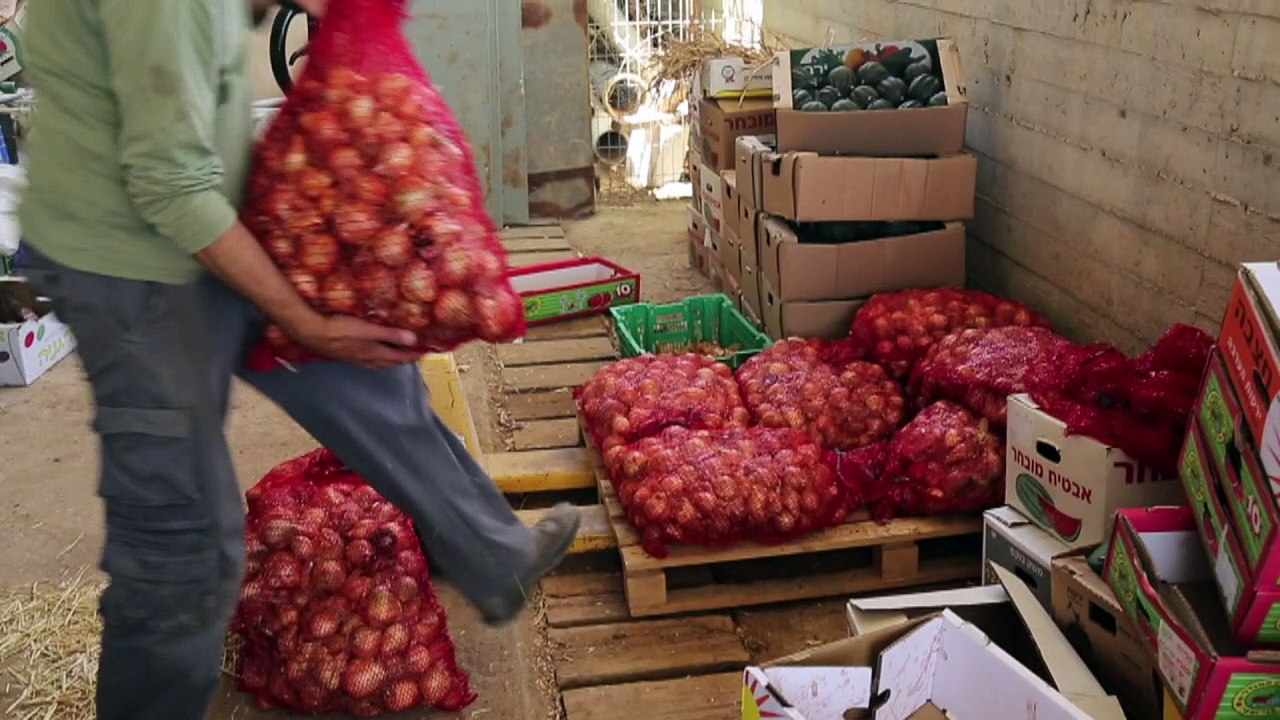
top-left (816, 86), bottom-right (843, 107)
top-left (877, 76), bottom-right (907, 105)
top-left (908, 74), bottom-right (943, 103)
top-left (850, 85), bottom-right (879, 109)
top-left (827, 66), bottom-right (856, 95)
top-left (856, 61), bottom-right (890, 86)
top-left (928, 91), bottom-right (949, 107)
top-left (831, 98), bottom-right (859, 112)
top-left (800, 100), bottom-right (829, 112)
top-left (792, 88), bottom-right (814, 107)
top-left (898, 99), bottom-right (924, 109)
top-left (867, 99), bottom-right (894, 111)
top-left (903, 61), bottom-right (931, 83)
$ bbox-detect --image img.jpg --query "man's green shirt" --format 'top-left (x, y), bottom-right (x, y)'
top-left (19, 0), bottom-right (257, 284)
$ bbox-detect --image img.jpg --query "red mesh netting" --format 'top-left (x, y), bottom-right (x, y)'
top-left (575, 354), bottom-right (750, 453)
top-left (850, 288), bottom-right (1051, 379)
top-left (1029, 323), bottom-right (1213, 476)
top-left (603, 426), bottom-right (850, 557)
top-left (736, 339), bottom-right (906, 450)
top-left (242, 0), bottom-right (525, 371)
top-left (840, 401), bottom-right (1005, 521)
top-left (908, 326), bottom-right (1079, 427)
top-left (231, 449), bottom-right (474, 716)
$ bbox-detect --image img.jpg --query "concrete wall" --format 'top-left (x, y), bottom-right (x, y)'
top-left (764, 0), bottom-right (1279, 353)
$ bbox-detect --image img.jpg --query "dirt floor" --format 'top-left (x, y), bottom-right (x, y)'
top-left (0, 201), bottom-right (840, 720)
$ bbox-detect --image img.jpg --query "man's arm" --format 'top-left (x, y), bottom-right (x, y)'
top-left (99, 0), bottom-right (417, 367)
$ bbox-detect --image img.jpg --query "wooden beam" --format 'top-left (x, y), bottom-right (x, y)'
top-left (486, 448), bottom-right (595, 493)
top-left (515, 504), bottom-right (614, 554)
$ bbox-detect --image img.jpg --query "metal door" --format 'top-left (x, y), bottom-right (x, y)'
top-left (403, 0), bottom-right (529, 225)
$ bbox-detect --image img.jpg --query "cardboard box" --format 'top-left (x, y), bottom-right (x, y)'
top-left (688, 203), bottom-right (707, 243)
top-left (419, 353), bottom-right (485, 466)
top-left (1178, 418), bottom-right (1280, 647)
top-left (735, 135), bottom-right (776, 210)
top-left (700, 161), bottom-right (726, 233)
top-left (688, 233), bottom-right (710, 276)
top-left (1106, 507), bottom-right (1280, 720)
top-left (771, 38), bottom-right (968, 157)
top-left (699, 97), bottom-right (776, 172)
top-left (722, 169), bottom-right (740, 243)
top-left (761, 153), bottom-right (977, 223)
top-left (724, 269), bottom-right (743, 315)
top-left (1006, 393), bottom-right (1185, 548)
top-left (700, 57), bottom-right (774, 100)
top-left (739, 209), bottom-right (761, 275)
top-left (758, 217), bottom-right (965, 302)
top-left (508, 257), bottom-right (640, 326)
top-left (1164, 689), bottom-right (1186, 720)
top-left (721, 223), bottom-right (743, 283)
top-left (741, 261), bottom-right (762, 322)
top-left (846, 565), bottom-right (1126, 720)
top-left (1053, 555), bottom-right (1164, 720)
top-left (760, 275), bottom-right (864, 340)
top-left (0, 278), bottom-right (76, 387)
top-left (744, 608), bottom-right (1104, 720)
top-left (983, 506), bottom-right (1077, 613)
top-left (1217, 263), bottom-right (1280, 458)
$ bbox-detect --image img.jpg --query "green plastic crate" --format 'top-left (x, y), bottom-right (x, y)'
top-left (610, 294), bottom-right (772, 369)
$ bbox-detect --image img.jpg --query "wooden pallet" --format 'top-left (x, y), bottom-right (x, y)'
top-left (585, 441), bottom-right (983, 617)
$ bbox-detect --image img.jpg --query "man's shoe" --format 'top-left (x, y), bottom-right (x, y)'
top-left (480, 503), bottom-right (581, 627)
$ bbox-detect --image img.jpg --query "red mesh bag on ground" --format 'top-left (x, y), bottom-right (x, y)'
top-left (575, 355), bottom-right (750, 453)
top-left (1029, 324), bottom-right (1213, 476)
top-left (737, 339), bottom-right (906, 450)
top-left (603, 426), bottom-right (850, 557)
top-left (908, 326), bottom-right (1079, 427)
top-left (840, 401), bottom-right (1005, 521)
top-left (242, 0), bottom-right (525, 371)
top-left (231, 449), bottom-right (475, 716)
top-left (850, 288), bottom-right (1051, 379)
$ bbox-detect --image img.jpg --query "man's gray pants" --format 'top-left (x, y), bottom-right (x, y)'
top-left (24, 250), bottom-right (535, 720)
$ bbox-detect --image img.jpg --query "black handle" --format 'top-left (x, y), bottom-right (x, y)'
top-left (269, 2), bottom-right (315, 94)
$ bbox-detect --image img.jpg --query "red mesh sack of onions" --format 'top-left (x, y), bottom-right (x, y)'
top-left (241, 0), bottom-right (524, 370)
top-left (736, 339), bottom-right (906, 450)
top-left (575, 354), bottom-right (750, 453)
top-left (231, 449), bottom-right (475, 716)
top-left (839, 401), bottom-right (1005, 521)
top-left (603, 426), bottom-right (850, 557)
top-left (908, 326), bottom-right (1079, 427)
top-left (850, 288), bottom-right (1051, 379)
top-left (1028, 323), bottom-right (1213, 476)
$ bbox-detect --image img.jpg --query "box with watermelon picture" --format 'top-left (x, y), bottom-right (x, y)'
top-left (1005, 393), bottom-right (1186, 548)
top-left (0, 278), bottom-right (76, 387)
top-left (1197, 350), bottom-right (1280, 589)
top-left (1105, 507), bottom-right (1280, 720)
top-left (771, 37), bottom-right (968, 157)
top-left (1179, 420), bottom-right (1280, 647)
top-left (506, 257), bottom-right (640, 326)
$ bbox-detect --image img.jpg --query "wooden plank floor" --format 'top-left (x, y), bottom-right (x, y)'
top-left (548, 615), bottom-right (750, 689)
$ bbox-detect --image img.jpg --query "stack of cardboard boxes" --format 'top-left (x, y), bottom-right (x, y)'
top-left (1101, 262), bottom-right (1280, 720)
top-left (729, 38), bottom-right (976, 339)
top-left (687, 57), bottom-right (774, 291)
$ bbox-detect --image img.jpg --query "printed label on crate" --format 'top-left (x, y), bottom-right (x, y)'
top-left (1013, 471), bottom-right (1084, 543)
top-left (1226, 675), bottom-right (1280, 716)
top-left (521, 280), bottom-right (637, 323)
top-left (1157, 614), bottom-right (1198, 706)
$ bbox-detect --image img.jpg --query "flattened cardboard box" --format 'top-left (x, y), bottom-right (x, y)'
top-left (1006, 393), bottom-right (1184, 549)
top-left (758, 217), bottom-right (965, 302)
top-left (699, 97), bottom-right (775, 172)
top-left (739, 208), bottom-right (762, 274)
top-left (1053, 555), bottom-right (1163, 720)
top-left (1178, 416), bottom-right (1280, 648)
top-left (760, 275), bottom-right (864, 341)
top-left (721, 222), bottom-right (743, 283)
top-left (762, 152), bottom-right (977, 222)
top-left (1105, 507), bottom-right (1280, 720)
top-left (845, 565), bottom-right (1126, 720)
top-left (772, 38), bottom-right (968, 157)
top-left (744, 606), bottom-right (1104, 720)
top-left (700, 161), bottom-right (726, 233)
top-left (983, 505), bottom-right (1077, 613)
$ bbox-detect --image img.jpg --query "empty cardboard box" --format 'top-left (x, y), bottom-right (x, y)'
top-left (762, 152), bottom-right (977, 222)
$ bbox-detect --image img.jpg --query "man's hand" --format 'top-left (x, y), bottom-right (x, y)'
top-left (288, 315), bottom-right (423, 370)
top-left (196, 222), bottom-right (424, 370)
